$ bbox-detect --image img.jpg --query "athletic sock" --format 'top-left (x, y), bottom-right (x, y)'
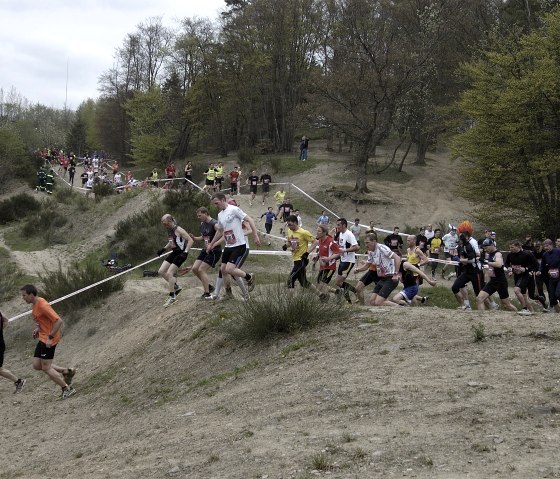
top-left (214, 276), bottom-right (223, 297)
top-left (236, 277), bottom-right (248, 296)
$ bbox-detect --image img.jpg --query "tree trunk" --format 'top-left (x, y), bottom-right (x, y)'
top-left (414, 132), bottom-right (429, 165)
top-left (354, 136), bottom-right (372, 193)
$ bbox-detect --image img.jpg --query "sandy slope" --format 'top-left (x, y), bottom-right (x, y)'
top-left (2, 150), bottom-right (559, 478)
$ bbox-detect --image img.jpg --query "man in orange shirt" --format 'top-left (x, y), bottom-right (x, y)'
top-left (20, 285), bottom-right (76, 399)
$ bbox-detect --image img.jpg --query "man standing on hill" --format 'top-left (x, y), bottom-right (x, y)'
top-left (229, 166), bottom-right (240, 196)
top-left (0, 310), bottom-right (26, 394)
top-left (384, 227), bottom-right (404, 256)
top-left (20, 284), bottom-right (76, 399)
top-left (299, 136), bottom-right (309, 161)
top-left (207, 193), bottom-right (260, 299)
top-left (157, 214), bottom-right (194, 307)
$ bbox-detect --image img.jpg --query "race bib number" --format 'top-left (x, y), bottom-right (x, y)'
top-left (290, 238), bottom-right (298, 249)
top-left (433, 248), bottom-right (439, 254)
top-left (391, 239), bottom-right (398, 247)
top-left (419, 241), bottom-right (425, 249)
top-left (550, 268), bottom-right (559, 279)
top-left (512, 265), bottom-right (524, 274)
top-left (449, 248), bottom-right (457, 256)
top-left (203, 235), bottom-right (210, 247)
top-left (488, 268), bottom-right (495, 278)
top-left (377, 264), bottom-right (387, 277)
top-left (224, 230), bottom-right (237, 245)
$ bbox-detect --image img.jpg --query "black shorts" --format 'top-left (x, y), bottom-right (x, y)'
top-left (317, 269), bottom-right (336, 284)
top-left (0, 341), bottom-right (5, 367)
top-left (205, 179), bottom-right (215, 186)
top-left (514, 273), bottom-right (530, 294)
top-left (215, 177), bottom-right (223, 185)
top-left (262, 184), bottom-right (270, 193)
top-left (230, 183), bottom-right (238, 192)
top-left (250, 185), bottom-right (257, 194)
top-left (373, 277), bottom-right (397, 299)
top-left (222, 244), bottom-right (247, 265)
top-left (34, 341), bottom-right (57, 360)
top-left (165, 250), bottom-right (188, 267)
top-left (265, 223), bottom-right (273, 234)
top-left (359, 270), bottom-right (379, 287)
top-left (337, 261), bottom-right (355, 276)
top-left (483, 278), bottom-right (509, 299)
top-left (196, 249), bottom-right (222, 268)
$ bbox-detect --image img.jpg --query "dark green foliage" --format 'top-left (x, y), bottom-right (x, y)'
top-left (21, 204), bottom-right (68, 246)
top-left (237, 147), bottom-right (256, 167)
top-left (38, 259), bottom-right (124, 317)
top-left (222, 285), bottom-right (351, 341)
top-left (0, 193), bottom-right (41, 224)
top-left (113, 190), bottom-right (210, 263)
top-left (92, 182), bottom-right (115, 200)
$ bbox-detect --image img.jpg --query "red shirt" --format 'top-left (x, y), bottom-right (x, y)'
top-left (165, 165), bottom-right (176, 178)
top-left (318, 235), bottom-right (341, 271)
top-left (229, 170), bottom-right (240, 184)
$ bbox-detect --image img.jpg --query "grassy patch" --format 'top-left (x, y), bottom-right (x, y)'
top-left (281, 339), bottom-right (319, 356)
top-left (223, 285), bottom-right (351, 341)
top-left (472, 322), bottom-right (486, 342)
top-left (189, 360), bottom-right (259, 392)
top-left (38, 258), bottom-right (125, 318)
top-left (0, 192), bottom-right (41, 224)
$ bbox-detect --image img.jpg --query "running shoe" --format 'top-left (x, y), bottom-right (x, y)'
top-left (319, 293), bottom-right (329, 302)
top-left (174, 284), bottom-right (183, 296)
top-left (14, 378), bottom-right (26, 394)
top-left (420, 296), bottom-right (429, 304)
top-left (200, 292), bottom-right (212, 299)
top-left (457, 305), bottom-right (472, 310)
top-left (63, 368), bottom-right (76, 385)
top-left (517, 308), bottom-right (532, 316)
top-left (247, 273), bottom-right (255, 292)
top-left (164, 295), bottom-right (178, 307)
top-left (343, 288), bottom-right (352, 304)
top-left (489, 302), bottom-right (500, 310)
top-left (61, 386), bottom-right (76, 400)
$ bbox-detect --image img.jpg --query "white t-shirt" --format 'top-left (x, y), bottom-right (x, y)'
top-left (337, 229), bottom-right (358, 263)
top-left (424, 229), bottom-right (435, 240)
top-left (442, 233), bottom-right (459, 252)
top-left (369, 243), bottom-right (397, 277)
top-left (218, 205), bottom-right (248, 248)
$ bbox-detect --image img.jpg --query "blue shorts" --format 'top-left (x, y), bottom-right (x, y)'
top-left (401, 285), bottom-right (419, 302)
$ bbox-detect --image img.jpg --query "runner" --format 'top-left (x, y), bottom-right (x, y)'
top-left (274, 187), bottom-right (286, 208)
top-left (203, 163), bottom-right (217, 192)
top-left (228, 166), bottom-right (240, 196)
top-left (539, 239), bottom-right (560, 313)
top-left (157, 214), bottom-right (194, 307)
top-left (284, 215), bottom-right (315, 290)
top-left (441, 227), bottom-right (459, 279)
top-left (424, 224), bottom-right (435, 241)
top-left (427, 228), bottom-right (443, 279)
top-left (477, 239), bottom-right (518, 312)
top-left (383, 227), bottom-right (403, 256)
top-left (350, 219), bottom-right (362, 246)
top-left (317, 210), bottom-right (329, 226)
top-left (277, 197), bottom-right (294, 236)
top-left (215, 162), bottom-right (224, 191)
top-left (183, 161), bottom-right (193, 188)
top-left (504, 240), bottom-right (540, 314)
top-left (206, 193), bottom-right (260, 300)
top-left (362, 232), bottom-right (401, 307)
top-left (313, 224), bottom-right (341, 301)
top-left (334, 218), bottom-right (360, 303)
top-left (20, 285), bottom-right (76, 399)
top-left (259, 169), bottom-right (272, 205)
top-left (451, 233), bottom-right (482, 310)
top-left (191, 207), bottom-right (222, 299)
top-left (246, 170), bottom-right (259, 206)
top-left (353, 234), bottom-right (380, 305)
top-left (259, 206), bottom-right (277, 245)
top-left (0, 310), bottom-right (26, 394)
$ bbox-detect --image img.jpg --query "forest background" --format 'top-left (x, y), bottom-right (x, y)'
top-left (2, 0), bottom-right (560, 237)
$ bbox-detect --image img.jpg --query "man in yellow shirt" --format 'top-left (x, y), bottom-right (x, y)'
top-left (284, 215), bottom-right (315, 289)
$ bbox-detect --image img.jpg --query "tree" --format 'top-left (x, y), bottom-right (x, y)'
top-left (454, 11), bottom-right (560, 237)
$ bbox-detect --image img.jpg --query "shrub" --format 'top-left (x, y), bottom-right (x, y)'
top-left (92, 182), bottom-right (115, 200)
top-left (20, 203), bottom-right (69, 246)
top-left (39, 259), bottom-right (124, 317)
top-left (0, 247), bottom-right (22, 301)
top-left (0, 193), bottom-right (41, 224)
top-left (237, 147), bottom-right (256, 167)
top-left (222, 285), bottom-right (351, 341)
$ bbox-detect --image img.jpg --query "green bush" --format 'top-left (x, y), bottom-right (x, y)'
top-left (0, 193), bottom-right (41, 224)
top-left (20, 203), bottom-right (68, 246)
top-left (92, 182), bottom-right (115, 200)
top-left (222, 285), bottom-right (351, 341)
top-left (237, 147), bottom-right (256, 167)
top-left (112, 190), bottom-right (209, 263)
top-left (39, 259), bottom-right (125, 317)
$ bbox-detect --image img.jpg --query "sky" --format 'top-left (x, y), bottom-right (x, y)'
top-left (0, 0), bottom-right (226, 110)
